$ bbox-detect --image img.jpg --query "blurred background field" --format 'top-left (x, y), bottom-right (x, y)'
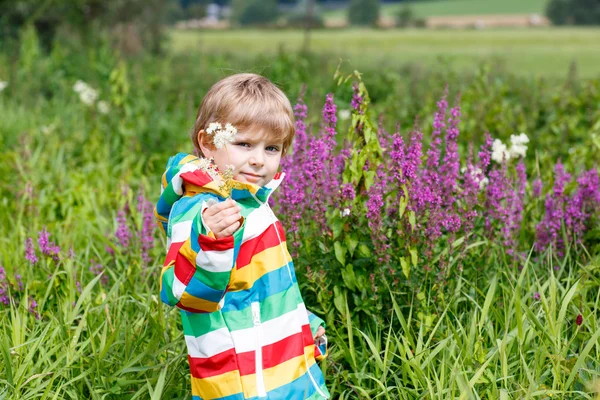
top-left (321, 0), bottom-right (549, 18)
top-left (171, 28), bottom-right (600, 78)
top-left (1, 0), bottom-right (600, 398)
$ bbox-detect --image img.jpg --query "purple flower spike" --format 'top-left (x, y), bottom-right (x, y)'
top-left (0, 266), bottom-right (9, 306)
top-left (25, 238), bottom-right (38, 265)
top-left (351, 84), bottom-right (363, 114)
top-left (115, 209), bottom-right (131, 249)
top-left (38, 228), bottom-right (61, 260)
top-left (138, 191), bottom-right (156, 266)
top-left (90, 260), bottom-right (109, 285)
top-left (28, 296), bottom-right (40, 319)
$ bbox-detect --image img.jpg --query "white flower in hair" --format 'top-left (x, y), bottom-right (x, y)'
top-left (206, 122), bottom-right (237, 149)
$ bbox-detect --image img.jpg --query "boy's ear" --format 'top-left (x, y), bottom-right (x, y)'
top-left (197, 129), bottom-right (215, 158)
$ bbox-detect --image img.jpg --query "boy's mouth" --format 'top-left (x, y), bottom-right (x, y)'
top-left (240, 172), bottom-right (262, 183)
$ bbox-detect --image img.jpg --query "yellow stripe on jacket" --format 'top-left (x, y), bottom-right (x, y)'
top-left (228, 244), bottom-right (291, 292)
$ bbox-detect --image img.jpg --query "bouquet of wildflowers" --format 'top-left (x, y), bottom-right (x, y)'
top-left (205, 122), bottom-right (238, 196)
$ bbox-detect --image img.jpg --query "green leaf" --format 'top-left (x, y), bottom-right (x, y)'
top-left (341, 264), bottom-right (357, 291)
top-left (451, 236), bottom-right (465, 248)
top-left (399, 185), bottom-right (409, 218)
top-left (331, 216), bottom-right (344, 239)
top-left (409, 247), bottom-right (418, 267)
top-left (333, 286), bottom-right (345, 316)
top-left (334, 241), bottom-right (347, 267)
top-left (358, 243), bottom-right (372, 258)
top-left (344, 234), bottom-right (359, 257)
top-left (400, 256), bottom-right (410, 279)
top-left (364, 170), bottom-right (375, 190)
top-left (408, 211), bottom-right (416, 231)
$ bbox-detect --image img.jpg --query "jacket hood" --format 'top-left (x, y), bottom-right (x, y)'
top-left (154, 153), bottom-right (284, 234)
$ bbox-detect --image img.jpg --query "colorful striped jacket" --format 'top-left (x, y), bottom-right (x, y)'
top-left (155, 153), bottom-right (330, 400)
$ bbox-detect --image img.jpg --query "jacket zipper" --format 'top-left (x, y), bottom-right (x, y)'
top-left (251, 302), bottom-right (267, 397)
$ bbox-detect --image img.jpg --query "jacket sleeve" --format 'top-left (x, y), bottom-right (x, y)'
top-left (307, 309), bottom-right (328, 360)
top-left (159, 195), bottom-right (241, 313)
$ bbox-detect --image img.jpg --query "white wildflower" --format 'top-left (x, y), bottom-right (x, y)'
top-left (479, 176), bottom-right (489, 189)
top-left (97, 100), bottom-right (110, 114)
top-left (509, 143), bottom-right (527, 159)
top-left (491, 139), bottom-right (510, 163)
top-left (224, 123), bottom-right (237, 136)
top-left (508, 132), bottom-right (529, 159)
top-left (73, 80), bottom-right (89, 94)
top-left (462, 166), bottom-right (488, 190)
top-left (41, 123), bottom-right (57, 135)
top-left (510, 132), bottom-right (529, 145)
top-left (79, 88), bottom-right (98, 106)
top-left (206, 122), bottom-right (222, 135)
top-left (73, 80), bottom-right (99, 106)
top-left (338, 109), bottom-right (351, 121)
top-left (0, 81), bottom-right (8, 92)
top-left (206, 122), bottom-right (237, 149)
top-left (341, 208), bottom-right (351, 217)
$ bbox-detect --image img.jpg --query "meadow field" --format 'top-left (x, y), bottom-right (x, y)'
top-left (171, 28), bottom-right (600, 78)
top-left (321, 0), bottom-right (548, 18)
top-left (1, 24), bottom-right (599, 399)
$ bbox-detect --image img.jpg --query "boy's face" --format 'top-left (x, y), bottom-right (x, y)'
top-left (199, 126), bottom-right (283, 187)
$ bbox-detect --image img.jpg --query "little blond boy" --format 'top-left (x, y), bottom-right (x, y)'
top-left (155, 73), bottom-right (330, 400)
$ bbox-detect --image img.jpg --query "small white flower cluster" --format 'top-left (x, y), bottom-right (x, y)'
top-left (461, 166), bottom-right (489, 189)
top-left (341, 208), bottom-right (351, 217)
top-left (0, 80), bottom-right (8, 92)
top-left (206, 122), bottom-right (237, 149)
top-left (491, 133), bottom-right (530, 163)
top-left (41, 123), bottom-right (57, 135)
top-left (338, 109), bottom-right (351, 121)
top-left (73, 80), bottom-right (110, 114)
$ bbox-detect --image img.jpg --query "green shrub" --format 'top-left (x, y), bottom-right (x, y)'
top-left (395, 5), bottom-right (425, 28)
top-left (546, 0), bottom-right (600, 25)
top-left (348, 0), bottom-right (381, 26)
top-left (286, 0), bottom-right (325, 29)
top-left (230, 0), bottom-right (279, 26)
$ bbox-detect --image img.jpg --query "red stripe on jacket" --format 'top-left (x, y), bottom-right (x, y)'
top-left (236, 222), bottom-right (286, 270)
top-left (198, 234), bottom-right (235, 252)
top-left (189, 348), bottom-right (239, 379)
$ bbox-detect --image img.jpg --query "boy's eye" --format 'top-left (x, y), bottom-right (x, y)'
top-left (236, 142), bottom-right (250, 147)
top-left (266, 145), bottom-right (280, 152)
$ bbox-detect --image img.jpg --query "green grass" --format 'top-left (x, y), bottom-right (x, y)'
top-left (170, 28), bottom-right (600, 78)
top-left (1, 31), bottom-right (600, 398)
top-left (322, 0), bottom-right (548, 18)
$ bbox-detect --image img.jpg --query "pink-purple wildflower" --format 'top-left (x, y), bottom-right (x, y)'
top-left (38, 227), bottom-right (61, 260)
top-left (0, 266), bottom-right (9, 306)
top-left (90, 260), bottom-right (109, 285)
top-left (28, 296), bottom-right (40, 319)
top-left (25, 237), bottom-right (38, 264)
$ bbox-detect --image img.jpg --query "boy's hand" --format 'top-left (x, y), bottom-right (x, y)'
top-left (314, 326), bottom-right (325, 340)
top-left (203, 199), bottom-right (243, 239)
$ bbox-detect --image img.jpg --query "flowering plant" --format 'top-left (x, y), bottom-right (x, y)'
top-left (204, 122), bottom-right (238, 196)
top-left (274, 70), bottom-right (600, 329)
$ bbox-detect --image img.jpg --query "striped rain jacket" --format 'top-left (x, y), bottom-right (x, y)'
top-left (155, 153), bottom-right (330, 400)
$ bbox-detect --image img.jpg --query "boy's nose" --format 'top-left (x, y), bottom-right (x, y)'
top-left (249, 151), bottom-right (265, 167)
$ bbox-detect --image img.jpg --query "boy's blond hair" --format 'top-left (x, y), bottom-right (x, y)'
top-left (192, 73), bottom-right (295, 156)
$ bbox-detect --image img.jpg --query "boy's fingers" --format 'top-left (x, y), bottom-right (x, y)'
top-left (205, 199), bottom-right (239, 217)
top-left (215, 213), bottom-right (242, 233)
top-left (314, 326), bottom-right (326, 339)
top-left (215, 205), bottom-right (242, 219)
top-left (217, 221), bottom-right (240, 238)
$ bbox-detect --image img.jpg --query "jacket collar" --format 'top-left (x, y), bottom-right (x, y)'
top-left (173, 154), bottom-right (284, 206)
